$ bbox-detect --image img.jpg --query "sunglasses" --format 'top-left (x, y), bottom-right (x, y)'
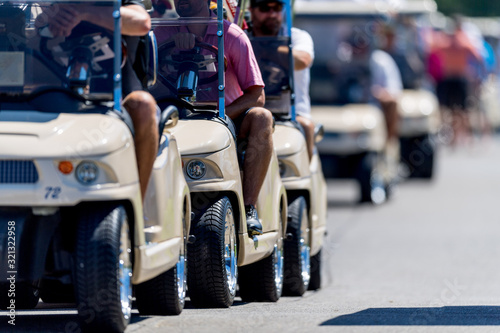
top-left (257, 3), bottom-right (283, 13)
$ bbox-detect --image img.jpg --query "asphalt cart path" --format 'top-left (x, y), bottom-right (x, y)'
top-left (2, 138), bottom-right (500, 332)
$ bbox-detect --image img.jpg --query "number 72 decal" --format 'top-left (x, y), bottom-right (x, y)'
top-left (45, 187), bottom-right (62, 199)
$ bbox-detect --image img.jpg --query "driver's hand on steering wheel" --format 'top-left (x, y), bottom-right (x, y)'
top-left (172, 32), bottom-right (203, 50)
top-left (36, 4), bottom-right (87, 38)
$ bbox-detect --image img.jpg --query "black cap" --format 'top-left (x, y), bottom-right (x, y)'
top-left (250, 0), bottom-right (285, 8)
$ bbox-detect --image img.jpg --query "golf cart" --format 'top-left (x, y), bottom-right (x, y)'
top-left (246, 0), bottom-right (327, 294)
top-left (0, 1), bottom-right (190, 331)
top-left (294, 1), bottom-right (395, 204)
top-left (390, 1), bottom-right (440, 178)
top-left (149, 0), bottom-right (287, 307)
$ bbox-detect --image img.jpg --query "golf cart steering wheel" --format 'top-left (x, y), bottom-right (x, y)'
top-left (39, 23), bottom-right (117, 85)
top-left (157, 39), bottom-right (225, 94)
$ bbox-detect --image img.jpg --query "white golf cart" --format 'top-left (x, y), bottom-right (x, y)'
top-left (0, 1), bottom-right (190, 331)
top-left (149, 0), bottom-right (287, 307)
top-left (246, 0), bottom-right (327, 294)
top-left (294, 1), bottom-right (396, 204)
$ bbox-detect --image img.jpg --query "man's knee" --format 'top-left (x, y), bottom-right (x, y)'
top-left (247, 107), bottom-right (274, 130)
top-left (297, 115), bottom-right (315, 133)
top-left (124, 91), bottom-right (157, 128)
top-left (380, 98), bottom-right (398, 113)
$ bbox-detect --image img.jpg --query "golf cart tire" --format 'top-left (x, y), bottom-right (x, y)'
top-left (308, 250), bottom-right (322, 291)
top-left (74, 204), bottom-right (132, 333)
top-left (401, 135), bottom-right (435, 179)
top-left (356, 152), bottom-right (377, 203)
top-left (0, 281), bottom-right (39, 309)
top-left (135, 264), bottom-right (184, 315)
top-left (283, 196), bottom-right (310, 296)
top-left (187, 196), bottom-right (236, 308)
top-left (39, 279), bottom-right (75, 304)
top-left (239, 217), bottom-right (284, 302)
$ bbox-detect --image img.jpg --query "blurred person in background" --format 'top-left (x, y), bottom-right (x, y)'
top-left (332, 22), bottom-right (403, 162)
top-left (346, 25), bottom-right (403, 155)
top-left (431, 14), bottom-right (484, 146)
top-left (378, 18), bottom-right (426, 91)
top-left (461, 19), bottom-right (495, 141)
top-left (248, 0), bottom-right (316, 161)
top-left (151, 0), bottom-right (173, 18)
top-left (369, 28), bottom-right (404, 161)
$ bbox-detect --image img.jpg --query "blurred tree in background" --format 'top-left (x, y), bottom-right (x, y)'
top-left (435, 0), bottom-right (500, 17)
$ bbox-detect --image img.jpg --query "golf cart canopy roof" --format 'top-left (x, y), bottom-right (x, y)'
top-left (294, 0), bottom-right (437, 17)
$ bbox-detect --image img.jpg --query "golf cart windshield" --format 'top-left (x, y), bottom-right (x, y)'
top-left (250, 36), bottom-right (291, 116)
top-left (150, 16), bottom-right (222, 110)
top-left (294, 15), bottom-right (381, 105)
top-left (0, 0), bottom-right (119, 104)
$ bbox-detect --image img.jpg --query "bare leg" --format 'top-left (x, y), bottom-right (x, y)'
top-left (296, 115), bottom-right (315, 162)
top-left (380, 98), bottom-right (400, 143)
top-left (449, 107), bottom-right (463, 146)
top-left (238, 107), bottom-right (274, 206)
top-left (123, 91), bottom-right (159, 200)
top-left (453, 109), bottom-right (472, 146)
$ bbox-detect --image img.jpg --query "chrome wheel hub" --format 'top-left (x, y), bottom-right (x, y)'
top-left (119, 220), bottom-right (132, 321)
top-left (274, 242), bottom-right (284, 297)
top-left (224, 209), bottom-right (237, 297)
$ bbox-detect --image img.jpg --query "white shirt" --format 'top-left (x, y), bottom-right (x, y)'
top-left (291, 27), bottom-right (315, 118)
top-left (369, 49), bottom-right (403, 97)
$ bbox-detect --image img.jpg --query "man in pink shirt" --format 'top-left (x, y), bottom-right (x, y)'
top-left (155, 0), bottom-right (274, 236)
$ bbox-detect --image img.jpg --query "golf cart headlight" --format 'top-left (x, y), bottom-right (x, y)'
top-left (186, 160), bottom-right (206, 180)
top-left (75, 161), bottom-right (99, 184)
top-left (278, 160), bottom-right (286, 177)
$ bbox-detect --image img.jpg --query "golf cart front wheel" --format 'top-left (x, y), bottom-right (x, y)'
top-left (239, 213), bottom-right (284, 302)
top-left (283, 196), bottom-right (311, 296)
top-left (74, 204), bottom-right (132, 333)
top-left (188, 196), bottom-right (237, 308)
top-left (356, 152), bottom-right (386, 204)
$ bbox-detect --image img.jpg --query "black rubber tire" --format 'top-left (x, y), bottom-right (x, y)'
top-left (39, 279), bottom-right (75, 304)
top-left (308, 250), bottom-right (321, 291)
top-left (74, 204), bottom-right (132, 333)
top-left (136, 204), bottom-right (188, 316)
top-left (136, 266), bottom-right (183, 315)
top-left (283, 197), bottom-right (310, 296)
top-left (239, 214), bottom-right (284, 302)
top-left (405, 135), bottom-right (435, 179)
top-left (356, 152), bottom-right (386, 204)
top-left (356, 152), bottom-right (375, 203)
top-left (0, 280), bottom-right (39, 309)
top-left (187, 197), bottom-right (237, 308)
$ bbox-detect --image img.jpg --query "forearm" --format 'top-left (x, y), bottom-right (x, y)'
top-left (226, 86), bottom-right (265, 120)
top-left (121, 5), bottom-right (151, 36)
top-left (81, 4), bottom-right (151, 35)
top-left (293, 50), bottom-right (312, 70)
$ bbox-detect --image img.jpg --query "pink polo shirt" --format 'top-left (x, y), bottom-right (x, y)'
top-left (154, 16), bottom-right (264, 106)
